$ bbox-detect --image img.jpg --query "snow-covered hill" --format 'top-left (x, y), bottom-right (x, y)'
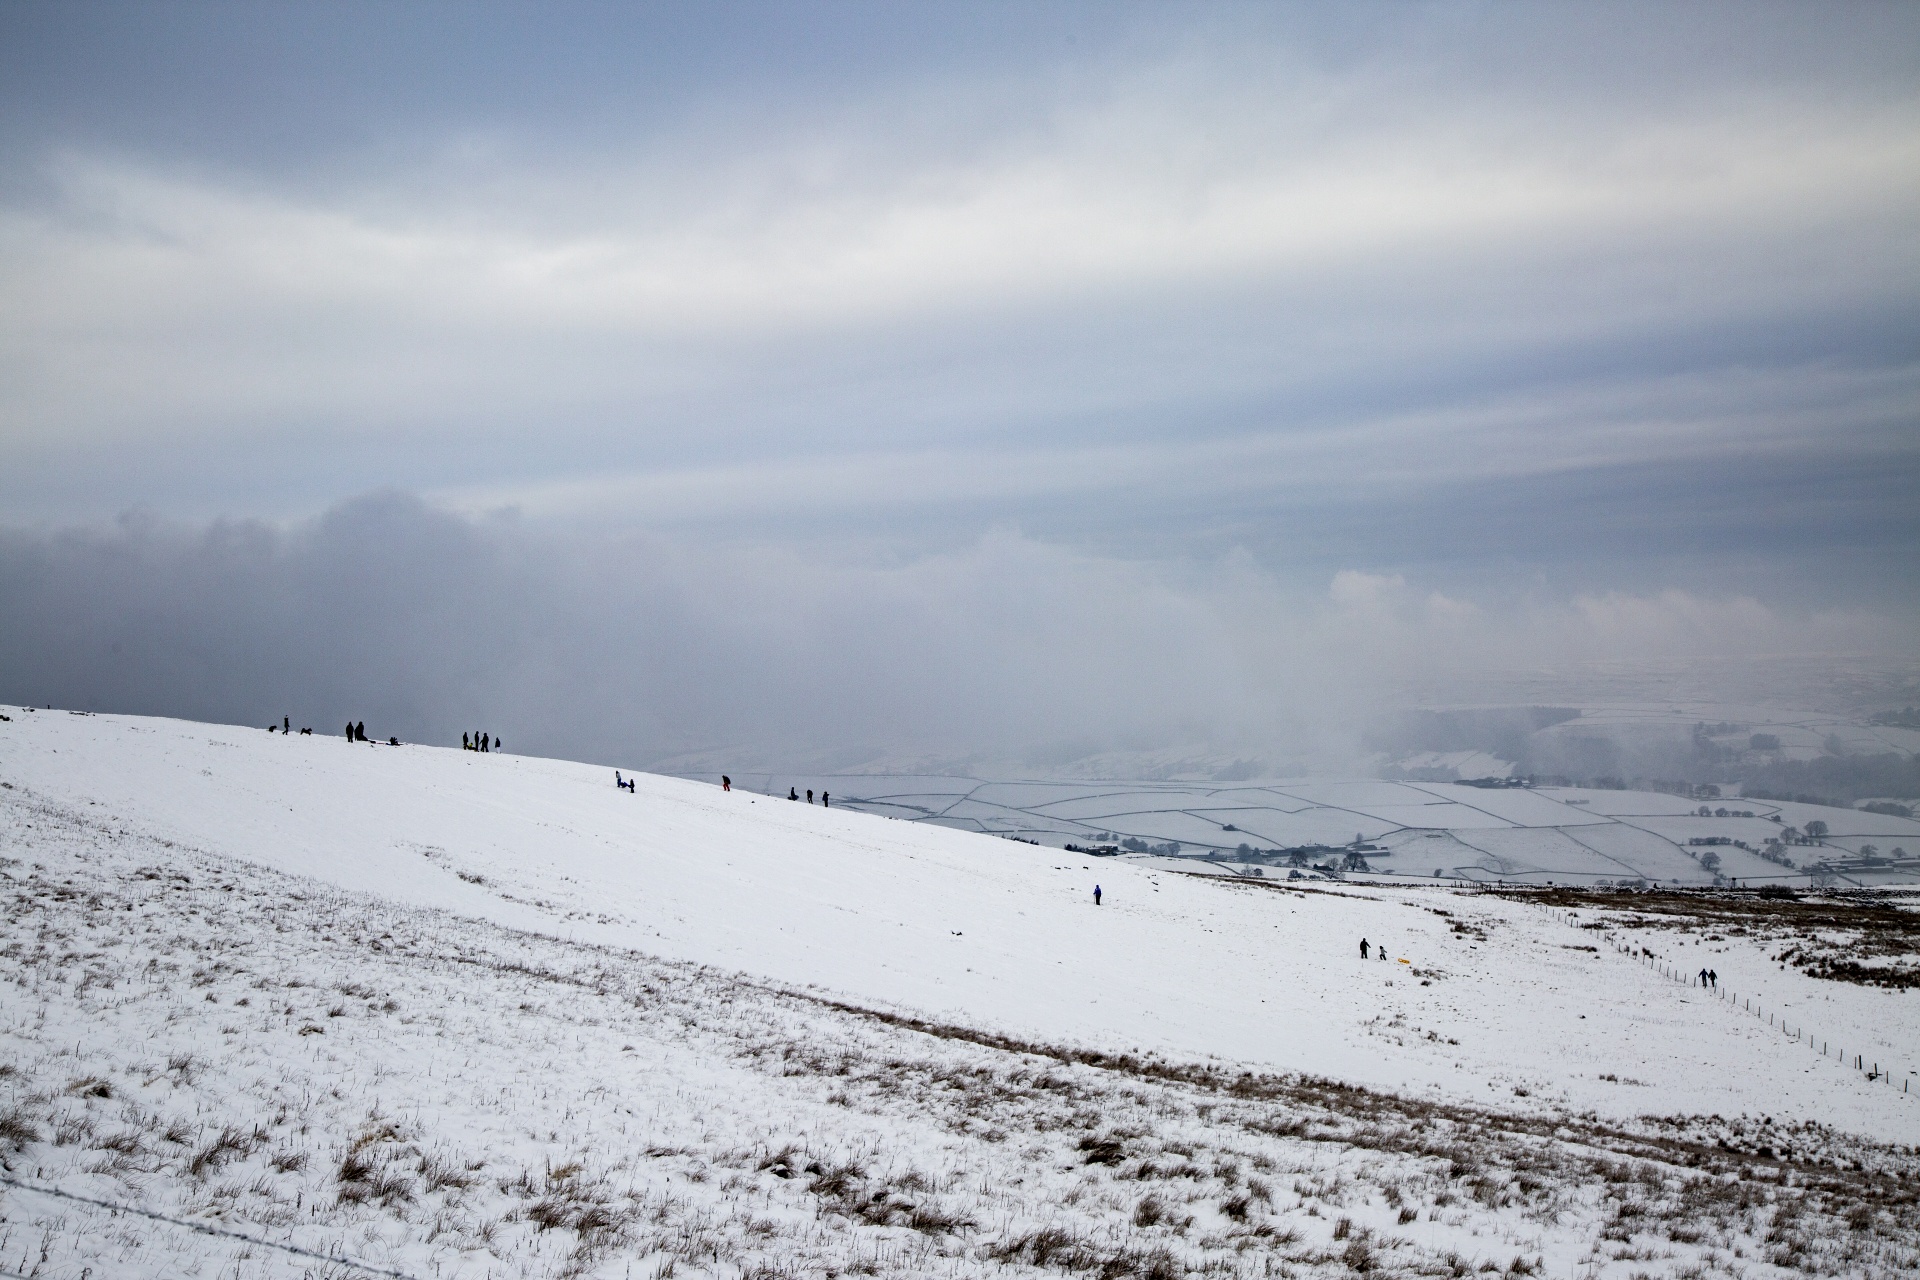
top-left (2, 711), bottom-right (1914, 1137)
top-left (2, 710), bottom-right (1917, 1277)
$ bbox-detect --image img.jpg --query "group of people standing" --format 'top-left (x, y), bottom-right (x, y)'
top-left (713, 777), bottom-right (836, 806)
top-left (274, 718), bottom-right (484, 750)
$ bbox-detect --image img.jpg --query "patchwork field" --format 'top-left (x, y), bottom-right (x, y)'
top-left (735, 773), bottom-right (1920, 890)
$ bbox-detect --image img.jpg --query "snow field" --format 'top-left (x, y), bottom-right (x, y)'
top-left (3, 776), bottom-right (1917, 1279)
top-left (764, 772), bottom-right (1920, 888)
top-left (1, 711), bottom-right (1913, 1145)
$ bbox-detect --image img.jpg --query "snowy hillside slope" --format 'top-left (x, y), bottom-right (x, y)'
top-left (0, 709), bottom-right (1915, 1150)
top-left (7, 778), bottom-right (1917, 1280)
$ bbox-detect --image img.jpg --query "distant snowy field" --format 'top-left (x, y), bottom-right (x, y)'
top-left (735, 772), bottom-right (1920, 888)
top-left (2, 711), bottom-right (1917, 1278)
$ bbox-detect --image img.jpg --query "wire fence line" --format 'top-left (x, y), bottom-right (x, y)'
top-left (1534, 904), bottom-right (1914, 1097)
top-left (0, 1174), bottom-right (418, 1279)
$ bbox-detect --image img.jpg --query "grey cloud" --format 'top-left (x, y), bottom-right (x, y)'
top-left (2, 4), bottom-right (1915, 527)
top-left (2, 495), bottom-right (1911, 777)
top-left (0, 5), bottom-right (1915, 756)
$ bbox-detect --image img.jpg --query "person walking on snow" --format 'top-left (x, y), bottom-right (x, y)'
top-left (822, 792), bottom-right (829, 808)
top-left (1709, 969), bottom-right (1718, 990)
top-left (283, 716), bottom-right (289, 734)
top-left (1699, 967), bottom-right (1709, 987)
top-left (807, 789), bottom-right (814, 804)
top-left (1360, 938), bottom-right (1370, 960)
top-left (722, 775), bottom-right (731, 791)
top-left (1093, 885), bottom-right (1102, 906)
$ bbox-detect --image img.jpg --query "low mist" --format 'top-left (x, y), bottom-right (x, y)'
top-left (3, 492), bottom-right (1909, 780)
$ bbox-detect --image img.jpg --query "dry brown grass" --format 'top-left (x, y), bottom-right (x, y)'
top-left (1512, 885), bottom-right (1920, 988)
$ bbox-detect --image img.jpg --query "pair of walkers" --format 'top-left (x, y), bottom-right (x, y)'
top-left (1698, 967), bottom-right (1718, 989)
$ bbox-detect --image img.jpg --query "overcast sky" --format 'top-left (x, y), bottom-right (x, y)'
top-left (1, 3), bottom-right (1916, 770)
